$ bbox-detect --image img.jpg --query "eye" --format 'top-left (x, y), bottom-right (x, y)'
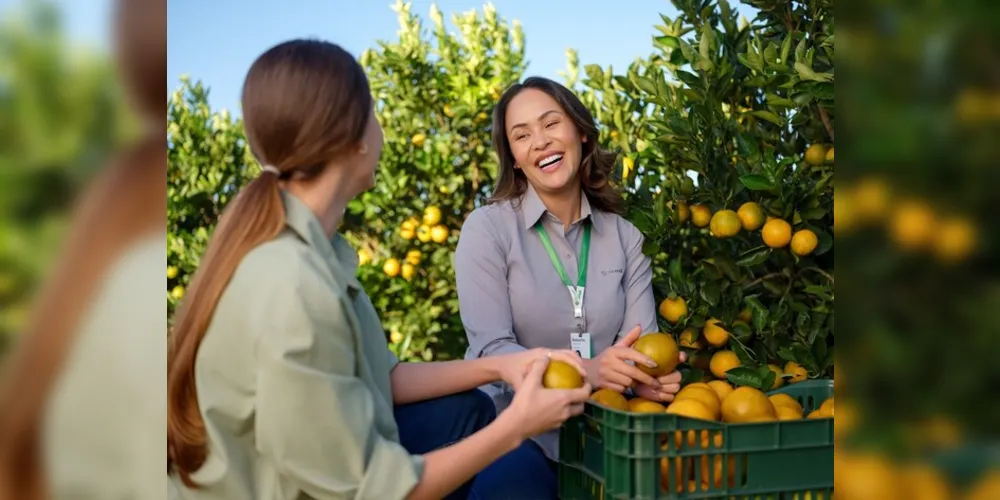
top-left (514, 133), bottom-right (528, 141)
top-left (545, 120), bottom-right (559, 128)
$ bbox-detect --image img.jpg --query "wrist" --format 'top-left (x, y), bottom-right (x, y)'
top-left (492, 410), bottom-right (526, 452)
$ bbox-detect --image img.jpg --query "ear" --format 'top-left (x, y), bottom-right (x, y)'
top-left (358, 142), bottom-right (369, 155)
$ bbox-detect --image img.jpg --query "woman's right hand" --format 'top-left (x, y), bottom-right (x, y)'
top-left (503, 354), bottom-right (592, 439)
top-left (583, 325), bottom-right (661, 393)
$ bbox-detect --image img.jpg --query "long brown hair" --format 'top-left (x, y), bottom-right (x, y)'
top-left (166, 39), bottom-right (373, 488)
top-left (0, 0), bottom-right (166, 498)
top-left (489, 76), bottom-right (624, 215)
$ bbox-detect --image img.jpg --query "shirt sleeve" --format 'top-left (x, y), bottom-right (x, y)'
top-left (254, 261), bottom-right (424, 500)
top-left (454, 208), bottom-right (528, 359)
top-left (618, 219), bottom-right (659, 339)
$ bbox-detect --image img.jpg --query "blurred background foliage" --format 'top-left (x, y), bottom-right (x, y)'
top-left (0, 0), bottom-right (135, 352)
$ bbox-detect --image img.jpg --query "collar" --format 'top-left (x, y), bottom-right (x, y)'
top-left (520, 183), bottom-right (599, 234)
top-left (280, 190), bottom-right (363, 293)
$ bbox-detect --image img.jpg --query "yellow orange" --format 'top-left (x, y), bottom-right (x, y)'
top-left (737, 202), bottom-right (765, 230)
top-left (690, 204), bottom-right (712, 227)
top-left (709, 351), bottom-right (740, 379)
top-left (721, 386), bottom-right (777, 423)
top-left (702, 318), bottom-right (730, 347)
top-left (784, 361), bottom-right (808, 383)
top-left (710, 209), bottom-right (742, 238)
top-left (791, 229), bottom-right (819, 256)
top-left (762, 218), bottom-right (792, 248)
top-left (658, 297), bottom-right (688, 323)
top-left (383, 258), bottom-right (401, 277)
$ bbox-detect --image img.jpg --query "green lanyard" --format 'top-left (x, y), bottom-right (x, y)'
top-left (534, 221), bottom-right (591, 319)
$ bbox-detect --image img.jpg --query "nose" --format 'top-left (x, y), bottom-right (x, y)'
top-left (531, 133), bottom-right (551, 152)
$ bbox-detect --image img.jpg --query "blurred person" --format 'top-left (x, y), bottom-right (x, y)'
top-left (454, 76), bottom-right (686, 498)
top-left (0, 0), bottom-right (167, 499)
top-left (165, 39), bottom-right (592, 500)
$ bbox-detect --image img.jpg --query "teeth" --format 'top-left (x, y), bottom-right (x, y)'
top-left (539, 154), bottom-right (563, 167)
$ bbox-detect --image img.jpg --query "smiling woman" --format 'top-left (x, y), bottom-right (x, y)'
top-left (453, 76), bottom-right (686, 499)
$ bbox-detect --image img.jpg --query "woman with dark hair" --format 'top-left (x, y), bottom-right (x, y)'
top-left (454, 77), bottom-right (687, 496)
top-left (165, 42), bottom-right (591, 500)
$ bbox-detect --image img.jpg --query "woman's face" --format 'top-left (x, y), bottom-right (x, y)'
top-left (353, 106), bottom-right (384, 193)
top-left (504, 88), bottom-right (585, 196)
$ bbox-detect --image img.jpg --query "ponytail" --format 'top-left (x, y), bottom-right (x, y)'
top-left (167, 171), bottom-right (286, 487)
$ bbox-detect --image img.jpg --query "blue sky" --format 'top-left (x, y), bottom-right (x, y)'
top-left (1, 0), bottom-right (757, 116)
top-left (163, 0), bottom-right (756, 115)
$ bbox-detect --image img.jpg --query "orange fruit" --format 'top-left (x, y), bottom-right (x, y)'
top-left (423, 205), bottom-right (442, 225)
top-left (430, 225), bottom-right (449, 243)
top-left (805, 144), bottom-right (827, 166)
top-left (678, 328), bottom-right (701, 349)
top-left (784, 361), bottom-right (808, 383)
top-left (721, 387), bottom-right (777, 423)
top-left (401, 263), bottom-right (416, 281)
top-left (767, 364), bottom-right (785, 389)
top-left (690, 204), bottom-right (712, 227)
top-left (709, 209), bottom-right (742, 238)
top-left (383, 258), bottom-right (401, 277)
top-left (658, 297), bottom-right (688, 323)
top-left (737, 202), bottom-right (765, 231)
top-left (791, 229), bottom-right (819, 256)
top-left (775, 405), bottom-right (803, 420)
top-left (542, 360), bottom-right (584, 389)
top-left (769, 393), bottom-right (804, 415)
top-left (702, 318), bottom-right (730, 347)
top-left (762, 218), bottom-right (792, 248)
top-left (590, 388), bottom-right (629, 411)
top-left (665, 397), bottom-right (715, 420)
top-left (706, 380), bottom-right (734, 401)
top-left (632, 333), bottom-right (680, 377)
top-left (628, 398), bottom-right (667, 414)
top-left (709, 351), bottom-right (740, 379)
top-left (673, 386), bottom-right (721, 420)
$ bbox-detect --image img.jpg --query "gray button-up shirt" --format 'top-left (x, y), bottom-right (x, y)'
top-left (454, 184), bottom-right (657, 459)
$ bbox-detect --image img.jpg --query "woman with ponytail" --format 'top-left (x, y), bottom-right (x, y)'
top-left (166, 39), bottom-right (591, 500)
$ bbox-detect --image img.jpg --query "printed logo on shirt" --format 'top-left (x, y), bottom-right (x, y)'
top-left (601, 268), bottom-right (624, 276)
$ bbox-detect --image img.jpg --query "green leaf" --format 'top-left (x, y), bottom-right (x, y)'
top-left (757, 365), bottom-right (777, 390)
top-left (584, 64), bottom-right (604, 82)
top-left (746, 296), bottom-right (769, 331)
top-left (654, 35), bottom-right (680, 49)
top-left (669, 257), bottom-right (683, 284)
top-left (737, 247), bottom-right (770, 267)
top-left (765, 93), bottom-right (797, 108)
top-left (814, 228), bottom-right (834, 256)
top-left (700, 280), bottom-right (721, 307)
top-left (748, 110), bottom-right (784, 126)
top-left (675, 70), bottom-right (701, 89)
top-left (780, 33), bottom-right (793, 66)
top-left (634, 75), bottom-right (658, 96)
top-left (795, 62), bottom-right (832, 82)
top-left (740, 174), bottom-right (774, 191)
top-left (725, 366), bottom-right (769, 390)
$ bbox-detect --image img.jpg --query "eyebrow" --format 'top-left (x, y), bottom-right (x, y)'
top-left (508, 109), bottom-right (563, 133)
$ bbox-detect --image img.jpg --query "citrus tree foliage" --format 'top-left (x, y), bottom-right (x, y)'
top-left (166, 77), bottom-right (260, 317)
top-left (344, 1), bottom-right (526, 361)
top-left (0, 1), bottom-right (131, 350)
top-left (566, 0), bottom-right (835, 388)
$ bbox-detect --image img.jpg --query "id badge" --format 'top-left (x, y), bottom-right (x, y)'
top-left (570, 332), bottom-right (593, 359)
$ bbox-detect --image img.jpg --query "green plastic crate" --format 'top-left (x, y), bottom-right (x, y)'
top-left (558, 380), bottom-right (835, 499)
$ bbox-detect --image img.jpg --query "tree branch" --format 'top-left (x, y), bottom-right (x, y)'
top-left (817, 104), bottom-right (835, 142)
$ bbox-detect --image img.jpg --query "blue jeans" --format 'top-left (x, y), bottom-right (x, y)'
top-left (395, 389), bottom-right (496, 500)
top-left (471, 439), bottom-right (558, 500)
top-left (393, 390), bottom-right (558, 500)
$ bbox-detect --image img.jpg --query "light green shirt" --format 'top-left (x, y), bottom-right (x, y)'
top-left (169, 191), bottom-right (424, 499)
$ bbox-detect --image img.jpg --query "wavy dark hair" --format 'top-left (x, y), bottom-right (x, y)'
top-left (488, 76), bottom-right (624, 215)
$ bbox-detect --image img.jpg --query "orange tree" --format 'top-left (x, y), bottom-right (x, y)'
top-left (322, 1), bottom-right (525, 362)
top-left (166, 2), bottom-right (525, 362)
top-left (566, 0), bottom-right (835, 389)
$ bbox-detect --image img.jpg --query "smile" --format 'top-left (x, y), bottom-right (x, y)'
top-left (537, 154), bottom-right (564, 172)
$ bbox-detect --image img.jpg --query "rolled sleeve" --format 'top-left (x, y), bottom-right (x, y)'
top-left (619, 221), bottom-right (658, 337)
top-left (454, 209), bottom-right (528, 359)
top-left (255, 264), bottom-right (422, 500)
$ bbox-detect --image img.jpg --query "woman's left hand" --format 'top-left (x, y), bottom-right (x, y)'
top-left (497, 348), bottom-right (587, 391)
top-left (633, 353), bottom-right (686, 402)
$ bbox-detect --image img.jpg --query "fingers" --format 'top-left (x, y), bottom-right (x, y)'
top-left (678, 351), bottom-right (689, 363)
top-left (658, 371), bottom-right (683, 385)
top-left (524, 354), bottom-right (550, 384)
top-left (614, 324), bottom-right (643, 347)
top-left (612, 347), bottom-right (657, 371)
top-left (660, 383), bottom-right (681, 394)
top-left (617, 363), bottom-right (660, 389)
top-left (549, 350), bottom-right (587, 377)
